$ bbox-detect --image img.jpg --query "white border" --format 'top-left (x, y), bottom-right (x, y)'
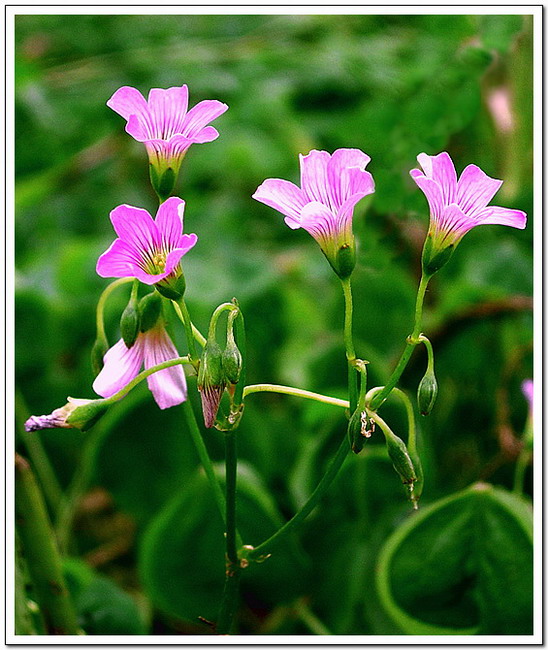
top-left (6, 4), bottom-right (543, 645)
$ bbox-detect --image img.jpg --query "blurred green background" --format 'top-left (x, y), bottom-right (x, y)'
top-left (15, 14), bottom-right (533, 636)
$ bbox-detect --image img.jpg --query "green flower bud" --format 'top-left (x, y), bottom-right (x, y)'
top-left (222, 338), bottom-right (242, 385)
top-left (91, 335), bottom-right (109, 376)
top-left (149, 164), bottom-right (177, 203)
top-left (25, 397), bottom-right (109, 433)
top-left (120, 294), bottom-right (140, 348)
top-left (421, 235), bottom-right (454, 276)
top-left (385, 433), bottom-right (418, 505)
top-left (417, 368), bottom-right (438, 416)
top-left (348, 408), bottom-right (375, 454)
top-left (197, 340), bottom-right (226, 428)
top-left (139, 292), bottom-right (163, 332)
top-left (155, 274), bottom-right (186, 301)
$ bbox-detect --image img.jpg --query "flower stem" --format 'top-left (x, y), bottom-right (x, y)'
top-left (341, 277), bottom-right (358, 412)
top-left (96, 277), bottom-right (133, 342)
top-left (174, 297), bottom-right (200, 364)
top-left (246, 432), bottom-right (350, 561)
top-left (243, 384), bottom-right (348, 409)
top-left (369, 273), bottom-right (431, 410)
top-left (216, 430), bottom-right (240, 634)
top-left (15, 454), bottom-right (80, 635)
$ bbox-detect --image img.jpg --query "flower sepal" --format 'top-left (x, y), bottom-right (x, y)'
top-left (139, 292), bottom-right (163, 332)
top-left (332, 241), bottom-right (356, 280)
top-left (149, 164), bottom-right (178, 203)
top-left (417, 367), bottom-right (438, 416)
top-left (120, 288), bottom-right (141, 348)
top-left (155, 273), bottom-right (186, 301)
top-left (421, 235), bottom-right (454, 276)
top-left (25, 397), bottom-right (109, 433)
top-left (197, 339), bottom-right (226, 428)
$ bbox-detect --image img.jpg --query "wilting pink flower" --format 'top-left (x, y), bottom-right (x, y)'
top-left (252, 149), bottom-right (375, 278)
top-left (107, 85), bottom-right (227, 195)
top-left (96, 197), bottom-right (197, 287)
top-left (93, 324), bottom-right (187, 410)
top-left (25, 397), bottom-right (109, 432)
top-left (410, 152), bottom-right (527, 273)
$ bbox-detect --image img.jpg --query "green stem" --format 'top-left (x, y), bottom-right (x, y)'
top-left (513, 448), bottom-right (532, 495)
top-left (216, 430), bottom-right (240, 634)
top-left (243, 384), bottom-right (348, 410)
top-left (369, 273), bottom-right (431, 410)
top-left (96, 277), bottom-right (133, 342)
top-left (15, 454), bottom-right (80, 635)
top-left (174, 297), bottom-right (199, 364)
top-left (247, 432), bottom-right (350, 560)
top-left (232, 307), bottom-right (246, 407)
top-left (208, 303), bottom-right (237, 340)
top-left (341, 277), bottom-right (358, 412)
top-left (295, 599), bottom-right (332, 635)
top-left (392, 387), bottom-right (417, 456)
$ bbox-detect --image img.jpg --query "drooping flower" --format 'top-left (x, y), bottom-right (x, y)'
top-left (25, 397), bottom-right (109, 432)
top-left (93, 323), bottom-right (187, 410)
top-left (252, 149), bottom-right (375, 278)
top-left (96, 197), bottom-right (197, 299)
top-left (107, 85), bottom-right (228, 199)
top-left (410, 152), bottom-right (527, 274)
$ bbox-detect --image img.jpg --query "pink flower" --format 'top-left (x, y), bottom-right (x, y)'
top-left (25, 398), bottom-right (108, 432)
top-left (410, 152), bottom-right (527, 273)
top-left (96, 197), bottom-right (197, 292)
top-left (252, 149), bottom-right (375, 278)
top-left (107, 85), bottom-right (228, 198)
top-left (522, 379), bottom-right (533, 414)
top-left (93, 324), bottom-right (187, 410)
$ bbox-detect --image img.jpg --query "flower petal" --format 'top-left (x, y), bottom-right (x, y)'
top-left (418, 152), bottom-right (457, 206)
top-left (436, 203), bottom-right (476, 240)
top-left (143, 328), bottom-right (187, 409)
top-left (163, 241), bottom-right (197, 276)
top-left (93, 337), bottom-right (144, 398)
top-left (189, 126), bottom-right (220, 144)
top-left (182, 100), bottom-right (228, 139)
top-left (476, 206), bottom-right (527, 229)
top-left (110, 204), bottom-right (158, 259)
top-left (299, 201), bottom-right (338, 242)
top-left (148, 86), bottom-right (189, 139)
top-left (155, 197), bottom-right (185, 249)
top-left (252, 178), bottom-right (308, 223)
top-left (410, 169), bottom-right (445, 220)
top-left (96, 238), bottom-right (147, 280)
top-left (456, 164), bottom-right (503, 217)
top-left (327, 148), bottom-right (372, 209)
top-left (300, 150), bottom-right (331, 206)
top-left (107, 86), bottom-right (148, 120)
top-left (126, 114), bottom-right (150, 142)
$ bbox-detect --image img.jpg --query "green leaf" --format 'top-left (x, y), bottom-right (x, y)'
top-left (139, 462), bottom-right (309, 624)
top-left (63, 558), bottom-right (148, 635)
top-left (376, 483), bottom-right (533, 634)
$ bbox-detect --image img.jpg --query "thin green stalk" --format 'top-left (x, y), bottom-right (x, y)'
top-left (341, 277), bottom-right (358, 412)
top-left (231, 307), bottom-right (246, 407)
top-left (392, 387), bottom-right (417, 456)
top-left (15, 454), bottom-right (80, 635)
top-left (174, 297), bottom-right (199, 363)
top-left (15, 390), bottom-right (64, 516)
top-left (96, 277), bottom-right (133, 342)
top-left (246, 432), bottom-right (350, 560)
top-left (216, 430), bottom-right (240, 634)
top-left (295, 599), bottom-right (332, 635)
top-left (243, 384), bottom-right (349, 409)
top-left (369, 273), bottom-right (431, 410)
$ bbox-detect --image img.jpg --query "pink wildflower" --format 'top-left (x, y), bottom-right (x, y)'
top-left (410, 152), bottom-right (527, 273)
top-left (107, 85), bottom-right (228, 198)
top-left (93, 324), bottom-right (187, 410)
top-left (96, 197), bottom-right (197, 295)
top-left (25, 397), bottom-right (109, 432)
top-left (252, 149), bottom-right (375, 278)
top-left (522, 379), bottom-right (533, 414)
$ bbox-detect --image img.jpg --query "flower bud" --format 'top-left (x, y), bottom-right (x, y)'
top-left (154, 273), bottom-right (186, 301)
top-left (421, 235), bottom-right (454, 276)
top-left (149, 164), bottom-right (177, 203)
top-left (197, 340), bottom-right (225, 428)
top-left (385, 433), bottom-right (418, 504)
top-left (91, 335), bottom-right (109, 376)
top-left (417, 368), bottom-right (438, 416)
top-left (348, 408), bottom-right (375, 454)
top-left (120, 294), bottom-right (140, 348)
top-left (139, 292), bottom-right (163, 332)
top-left (222, 330), bottom-right (242, 386)
top-left (25, 397), bottom-right (109, 433)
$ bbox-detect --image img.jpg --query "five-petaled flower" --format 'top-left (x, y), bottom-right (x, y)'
top-left (410, 152), bottom-right (527, 274)
top-left (252, 149), bottom-right (375, 278)
top-left (93, 323), bottom-right (187, 410)
top-left (107, 85), bottom-right (228, 199)
top-left (96, 197), bottom-right (197, 298)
